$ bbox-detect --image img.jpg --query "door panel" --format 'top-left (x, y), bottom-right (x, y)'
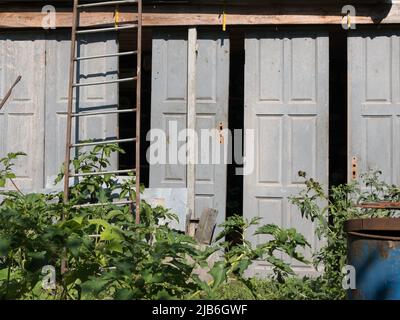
top-left (349, 31), bottom-right (400, 185)
top-left (0, 32), bottom-right (45, 191)
top-left (244, 31), bottom-right (329, 275)
top-left (150, 30), bottom-right (229, 228)
top-left (45, 32), bottom-right (119, 189)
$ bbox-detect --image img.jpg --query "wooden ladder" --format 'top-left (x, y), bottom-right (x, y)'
top-left (63, 0), bottom-right (142, 223)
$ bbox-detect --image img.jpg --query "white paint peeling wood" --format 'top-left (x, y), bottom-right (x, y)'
top-left (0, 32), bottom-right (45, 192)
top-left (45, 31), bottom-right (119, 189)
top-left (244, 31), bottom-right (329, 276)
top-left (187, 27), bottom-right (197, 224)
top-left (348, 30), bottom-right (400, 186)
top-left (0, 31), bottom-right (118, 193)
top-left (150, 30), bottom-right (229, 235)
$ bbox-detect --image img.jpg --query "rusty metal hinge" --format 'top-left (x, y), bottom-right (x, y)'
top-left (351, 156), bottom-right (358, 180)
top-left (218, 122), bottom-right (224, 144)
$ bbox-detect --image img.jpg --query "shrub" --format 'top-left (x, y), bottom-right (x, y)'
top-left (0, 147), bottom-right (310, 300)
top-left (290, 171), bottom-right (400, 299)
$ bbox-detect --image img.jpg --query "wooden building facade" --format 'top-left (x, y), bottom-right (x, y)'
top-left (1, 0), bottom-right (399, 275)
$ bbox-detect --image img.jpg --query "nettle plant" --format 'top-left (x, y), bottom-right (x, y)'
top-left (0, 145), bottom-right (309, 300)
top-left (290, 170), bottom-right (400, 299)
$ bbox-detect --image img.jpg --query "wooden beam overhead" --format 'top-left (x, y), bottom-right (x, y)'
top-left (0, 4), bottom-right (399, 28)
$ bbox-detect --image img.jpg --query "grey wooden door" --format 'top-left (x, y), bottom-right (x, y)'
top-left (150, 30), bottom-right (230, 228)
top-left (0, 32), bottom-right (45, 191)
top-left (45, 32), bottom-right (119, 189)
top-left (349, 30), bottom-right (400, 184)
top-left (244, 31), bottom-right (329, 275)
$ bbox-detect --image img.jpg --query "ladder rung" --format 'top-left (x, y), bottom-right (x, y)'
top-left (73, 77), bottom-right (137, 87)
top-left (70, 169), bottom-right (136, 177)
top-left (76, 24), bottom-right (138, 35)
top-left (71, 138), bottom-right (136, 148)
top-left (75, 51), bottom-right (137, 61)
top-left (73, 200), bottom-right (135, 209)
top-left (71, 109), bottom-right (136, 117)
top-left (77, 0), bottom-right (138, 9)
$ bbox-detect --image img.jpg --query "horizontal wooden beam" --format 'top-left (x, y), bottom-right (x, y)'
top-left (0, 4), bottom-right (400, 28)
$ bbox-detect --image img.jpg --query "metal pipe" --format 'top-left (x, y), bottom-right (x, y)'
top-left (135, 0), bottom-right (143, 224)
top-left (75, 51), bottom-right (137, 61)
top-left (76, 24), bottom-right (137, 34)
top-left (73, 77), bottom-right (136, 87)
top-left (71, 138), bottom-right (136, 148)
top-left (77, 0), bottom-right (138, 9)
top-left (71, 108), bottom-right (136, 117)
top-left (70, 169), bottom-right (136, 177)
top-left (0, 76), bottom-right (22, 111)
top-left (63, 0), bottom-right (78, 206)
top-left (73, 200), bottom-right (134, 209)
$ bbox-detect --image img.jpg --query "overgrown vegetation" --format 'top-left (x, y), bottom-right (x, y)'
top-left (0, 146), bottom-right (308, 300)
top-left (289, 171), bottom-right (400, 299)
top-left (1, 147), bottom-right (399, 300)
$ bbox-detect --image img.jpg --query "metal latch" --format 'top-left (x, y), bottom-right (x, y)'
top-left (218, 122), bottom-right (224, 144)
top-left (351, 156), bottom-right (358, 180)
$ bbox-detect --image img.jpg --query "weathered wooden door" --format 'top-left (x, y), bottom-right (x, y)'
top-left (244, 31), bottom-right (329, 275)
top-left (150, 30), bottom-right (230, 227)
top-left (348, 30), bottom-right (400, 184)
top-left (0, 32), bottom-right (45, 191)
top-left (45, 32), bottom-right (119, 189)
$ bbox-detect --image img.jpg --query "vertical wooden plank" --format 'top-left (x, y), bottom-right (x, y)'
top-left (187, 27), bottom-right (197, 230)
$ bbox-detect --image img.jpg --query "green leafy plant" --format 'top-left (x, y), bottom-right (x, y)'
top-left (290, 170), bottom-right (400, 299)
top-left (190, 215), bottom-right (310, 299)
top-left (0, 146), bottom-right (324, 300)
top-left (0, 152), bottom-right (26, 192)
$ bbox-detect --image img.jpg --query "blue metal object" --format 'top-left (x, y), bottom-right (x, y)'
top-left (346, 218), bottom-right (400, 300)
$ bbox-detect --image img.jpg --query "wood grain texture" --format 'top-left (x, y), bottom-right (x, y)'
top-left (0, 4), bottom-right (399, 28)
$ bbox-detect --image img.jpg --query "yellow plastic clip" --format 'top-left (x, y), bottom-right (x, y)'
top-left (347, 11), bottom-right (351, 29)
top-left (222, 10), bottom-right (226, 32)
top-left (114, 5), bottom-right (119, 29)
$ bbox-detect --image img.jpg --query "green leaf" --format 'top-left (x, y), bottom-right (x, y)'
top-left (81, 278), bottom-right (111, 295)
top-left (100, 226), bottom-right (123, 242)
top-left (115, 288), bottom-right (134, 300)
top-left (209, 261), bottom-right (227, 290)
top-left (0, 237), bottom-right (11, 256)
top-left (0, 268), bottom-right (9, 281)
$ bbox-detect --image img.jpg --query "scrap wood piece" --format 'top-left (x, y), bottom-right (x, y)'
top-left (185, 211), bottom-right (199, 237)
top-left (195, 208), bottom-right (218, 245)
top-left (0, 76), bottom-right (22, 110)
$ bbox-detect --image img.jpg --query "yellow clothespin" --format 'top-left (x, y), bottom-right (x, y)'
top-left (222, 10), bottom-right (227, 32)
top-left (114, 5), bottom-right (119, 29)
top-left (347, 11), bottom-right (351, 29)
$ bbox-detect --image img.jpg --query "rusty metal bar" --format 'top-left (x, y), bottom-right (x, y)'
top-left (75, 51), bottom-right (137, 61)
top-left (77, 0), bottom-right (138, 9)
top-left (76, 24), bottom-right (137, 34)
top-left (357, 202), bottom-right (400, 210)
top-left (73, 200), bottom-right (135, 209)
top-left (64, 0), bottom-right (142, 224)
top-left (0, 76), bottom-right (22, 111)
top-left (73, 77), bottom-right (136, 87)
top-left (135, 0), bottom-right (143, 224)
top-left (71, 108), bottom-right (136, 117)
top-left (63, 0), bottom-right (78, 205)
top-left (71, 138), bottom-right (136, 148)
top-left (70, 169), bottom-right (136, 177)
